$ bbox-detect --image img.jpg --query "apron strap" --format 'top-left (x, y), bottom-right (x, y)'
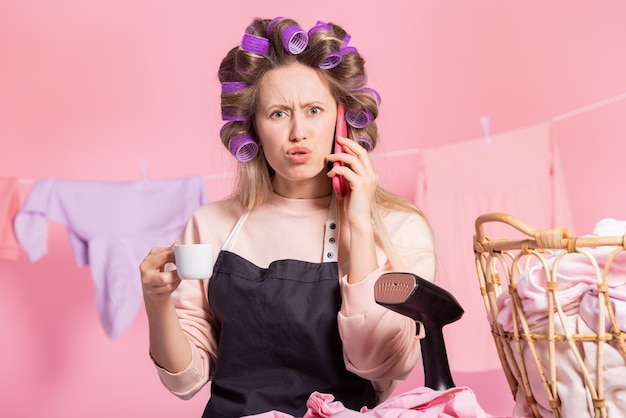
top-left (222, 210), bottom-right (250, 252)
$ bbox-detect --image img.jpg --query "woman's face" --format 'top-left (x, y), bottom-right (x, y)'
top-left (254, 61), bottom-right (337, 198)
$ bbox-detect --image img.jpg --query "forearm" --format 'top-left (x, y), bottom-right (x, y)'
top-left (340, 210), bottom-right (436, 381)
top-left (347, 220), bottom-right (378, 284)
top-left (145, 296), bottom-right (192, 373)
top-left (339, 268), bottom-right (420, 379)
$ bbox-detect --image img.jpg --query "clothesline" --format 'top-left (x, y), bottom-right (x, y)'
top-left (369, 89), bottom-right (626, 157)
top-left (13, 90), bottom-right (626, 186)
top-left (551, 90), bottom-right (626, 122)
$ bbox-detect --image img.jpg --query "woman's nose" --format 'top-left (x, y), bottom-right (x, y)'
top-left (290, 113), bottom-right (307, 142)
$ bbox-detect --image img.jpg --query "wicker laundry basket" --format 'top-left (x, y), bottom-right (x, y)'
top-left (473, 213), bottom-right (626, 418)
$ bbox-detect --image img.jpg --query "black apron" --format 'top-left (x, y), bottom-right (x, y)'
top-left (202, 203), bottom-right (377, 417)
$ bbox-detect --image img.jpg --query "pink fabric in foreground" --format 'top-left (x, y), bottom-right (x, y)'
top-left (245, 386), bottom-right (513, 418)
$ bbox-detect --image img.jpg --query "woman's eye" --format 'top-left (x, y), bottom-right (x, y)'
top-left (271, 110), bottom-right (285, 118)
top-left (309, 107), bottom-right (321, 115)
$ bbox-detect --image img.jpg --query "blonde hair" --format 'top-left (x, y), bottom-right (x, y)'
top-left (218, 17), bottom-right (435, 271)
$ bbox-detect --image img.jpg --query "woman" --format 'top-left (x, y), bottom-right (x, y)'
top-left (140, 16), bottom-right (436, 418)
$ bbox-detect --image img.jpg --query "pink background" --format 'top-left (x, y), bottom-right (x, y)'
top-left (2, 1), bottom-right (626, 416)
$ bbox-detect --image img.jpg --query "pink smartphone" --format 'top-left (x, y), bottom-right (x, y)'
top-left (333, 103), bottom-right (348, 200)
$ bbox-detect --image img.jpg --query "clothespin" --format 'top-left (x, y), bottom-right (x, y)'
top-left (479, 115), bottom-right (492, 147)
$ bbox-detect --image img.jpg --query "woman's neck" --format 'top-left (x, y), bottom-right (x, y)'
top-left (271, 173), bottom-right (332, 199)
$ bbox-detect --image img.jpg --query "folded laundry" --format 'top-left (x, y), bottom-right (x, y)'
top-left (497, 218), bottom-right (626, 334)
top-left (494, 217), bottom-right (626, 417)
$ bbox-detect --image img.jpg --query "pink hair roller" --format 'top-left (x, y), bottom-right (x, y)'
top-left (282, 25), bottom-right (308, 54)
top-left (241, 33), bottom-right (269, 55)
top-left (229, 133), bottom-right (258, 162)
top-left (221, 81), bottom-right (247, 94)
top-left (357, 136), bottom-right (373, 152)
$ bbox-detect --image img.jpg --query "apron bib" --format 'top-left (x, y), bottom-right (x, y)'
top-left (202, 202), bottom-right (376, 417)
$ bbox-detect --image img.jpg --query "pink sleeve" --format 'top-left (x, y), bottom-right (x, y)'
top-left (152, 208), bottom-right (224, 398)
top-left (337, 211), bottom-right (436, 401)
top-left (154, 340), bottom-right (210, 399)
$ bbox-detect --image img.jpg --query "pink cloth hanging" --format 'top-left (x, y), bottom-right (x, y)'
top-left (0, 177), bottom-right (20, 260)
top-left (414, 121), bottom-right (574, 372)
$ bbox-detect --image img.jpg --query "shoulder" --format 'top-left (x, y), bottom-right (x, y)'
top-left (381, 207), bottom-right (432, 237)
top-left (181, 198), bottom-right (245, 244)
top-left (379, 207), bottom-right (436, 258)
top-left (192, 198), bottom-right (244, 220)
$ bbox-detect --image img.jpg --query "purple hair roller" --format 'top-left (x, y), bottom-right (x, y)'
top-left (241, 33), bottom-right (269, 55)
top-left (267, 16), bottom-right (283, 36)
top-left (307, 22), bottom-right (332, 37)
top-left (219, 123), bottom-right (229, 136)
top-left (342, 33), bottom-right (351, 47)
top-left (229, 133), bottom-right (259, 162)
top-left (345, 108), bottom-right (373, 128)
top-left (282, 25), bottom-right (308, 54)
top-left (308, 22), bottom-right (342, 69)
top-left (221, 106), bottom-right (247, 121)
top-left (221, 81), bottom-right (247, 94)
top-left (319, 51), bottom-right (342, 69)
top-left (362, 87), bottom-right (382, 105)
top-left (340, 46), bottom-right (358, 55)
top-left (357, 136), bottom-right (373, 152)
top-left (345, 72), bottom-right (368, 92)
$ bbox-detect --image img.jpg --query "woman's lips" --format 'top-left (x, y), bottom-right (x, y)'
top-left (286, 147), bottom-right (312, 163)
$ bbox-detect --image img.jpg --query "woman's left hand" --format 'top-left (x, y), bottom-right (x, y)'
top-left (327, 135), bottom-right (379, 283)
top-left (327, 135), bottom-right (378, 227)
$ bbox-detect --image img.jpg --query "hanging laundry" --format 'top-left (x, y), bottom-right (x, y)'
top-left (415, 121), bottom-right (574, 372)
top-left (0, 177), bottom-right (20, 260)
top-left (14, 177), bottom-right (208, 339)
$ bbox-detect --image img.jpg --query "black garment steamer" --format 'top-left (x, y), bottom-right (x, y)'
top-left (374, 272), bottom-right (464, 391)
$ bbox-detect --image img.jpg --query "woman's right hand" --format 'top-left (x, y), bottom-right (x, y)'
top-left (140, 243), bottom-right (193, 373)
top-left (140, 244), bottom-right (181, 303)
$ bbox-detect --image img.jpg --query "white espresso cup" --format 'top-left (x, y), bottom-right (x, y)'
top-left (173, 244), bottom-right (214, 280)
